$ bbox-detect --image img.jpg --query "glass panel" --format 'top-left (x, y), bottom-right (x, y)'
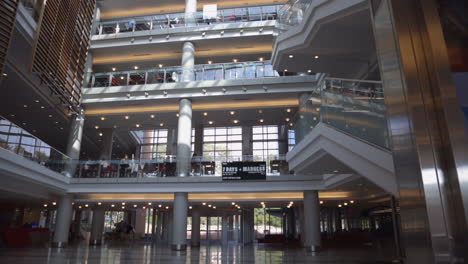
top-left (134, 19), bottom-right (152, 31)
top-left (146, 71), bottom-right (165, 84)
top-left (129, 73), bottom-right (146, 85)
top-left (94, 75), bottom-right (110, 87)
top-left (111, 74), bottom-right (127, 86)
top-left (117, 21), bottom-right (134, 33)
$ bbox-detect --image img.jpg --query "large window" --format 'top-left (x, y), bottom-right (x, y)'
top-left (288, 129), bottom-right (296, 151)
top-left (139, 129), bottom-right (168, 159)
top-left (252, 125), bottom-right (279, 160)
top-left (203, 127), bottom-right (242, 174)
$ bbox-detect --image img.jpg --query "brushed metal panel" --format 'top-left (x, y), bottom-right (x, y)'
top-left (371, 0), bottom-right (468, 262)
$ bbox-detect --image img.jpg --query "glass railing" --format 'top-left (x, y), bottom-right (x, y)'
top-left (68, 155), bottom-right (289, 179)
top-left (293, 78), bottom-right (390, 149)
top-left (94, 5), bottom-right (281, 36)
top-left (87, 61), bottom-right (315, 88)
top-left (277, 0), bottom-right (313, 31)
top-left (0, 115), bottom-right (71, 175)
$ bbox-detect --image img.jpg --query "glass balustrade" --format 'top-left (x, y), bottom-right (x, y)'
top-left (95, 5), bottom-right (281, 36)
top-left (277, 0), bottom-right (313, 31)
top-left (68, 155), bottom-right (289, 179)
top-left (88, 61), bottom-right (313, 88)
top-left (0, 115), bottom-right (71, 175)
top-left (293, 78), bottom-right (390, 149)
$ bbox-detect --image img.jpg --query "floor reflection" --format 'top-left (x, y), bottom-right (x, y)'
top-left (0, 241), bottom-right (395, 264)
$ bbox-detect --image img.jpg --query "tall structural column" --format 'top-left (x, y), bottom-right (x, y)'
top-left (371, 0), bottom-right (468, 262)
top-left (52, 195), bottom-right (73, 247)
top-left (303, 190), bottom-right (321, 251)
top-left (90, 208), bottom-right (105, 245)
top-left (181, 42), bottom-right (195, 82)
top-left (242, 126), bottom-right (253, 160)
top-left (171, 193), bottom-right (187, 250)
top-left (184, 0), bottom-right (197, 25)
top-left (98, 128), bottom-right (114, 160)
top-left (63, 110), bottom-right (85, 177)
top-left (191, 207), bottom-right (201, 247)
top-left (194, 125), bottom-right (203, 157)
top-left (176, 99), bottom-right (193, 177)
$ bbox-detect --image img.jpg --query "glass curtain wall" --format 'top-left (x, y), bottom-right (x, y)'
top-left (202, 126), bottom-right (243, 175)
top-left (139, 129), bottom-right (168, 159)
top-left (252, 125), bottom-right (279, 160)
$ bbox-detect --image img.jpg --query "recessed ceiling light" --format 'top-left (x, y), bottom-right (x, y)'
top-left (259, 119), bottom-right (264, 123)
top-left (320, 201), bottom-right (324, 204)
top-left (120, 76), bottom-right (124, 80)
top-left (122, 202), bottom-right (126, 205)
top-left (233, 120), bottom-right (239, 124)
top-left (165, 206), bottom-right (169, 209)
top-left (231, 202), bottom-right (236, 205)
top-left (203, 112), bottom-right (208, 116)
top-left (289, 123), bottom-right (294, 127)
top-left (202, 202), bottom-right (206, 205)
top-left (259, 57), bottom-right (264, 61)
top-left (289, 55), bottom-right (294, 58)
top-left (158, 64), bottom-right (163, 68)
top-left (286, 108), bottom-right (291, 113)
top-left (48, 115), bottom-right (52, 118)
top-left (208, 121), bottom-right (214, 125)
top-left (99, 132), bottom-right (103, 136)
top-left (112, 67), bottom-right (116, 71)
top-left (233, 59), bottom-right (238, 62)
top-left (98, 202), bottom-right (102, 205)
top-left (208, 204), bottom-right (212, 207)
top-left (213, 206), bottom-right (216, 209)
top-left (134, 66), bottom-right (139, 70)
top-left (23, 104), bottom-right (28, 108)
top-left (85, 204), bottom-right (89, 207)
top-left (208, 60), bottom-right (212, 64)
top-left (338, 204), bottom-right (342, 208)
top-left (100, 117), bottom-right (106, 121)
top-left (52, 202), bottom-right (57, 205)
top-left (2, 73), bottom-right (7, 77)
top-left (95, 126), bottom-right (99, 129)
top-left (314, 55), bottom-right (319, 59)
top-left (258, 110), bottom-right (263, 114)
top-left (333, 170), bottom-right (339, 173)
top-left (350, 200), bottom-right (355, 204)
top-left (158, 204), bottom-right (162, 208)
top-left (125, 116), bottom-right (129, 119)
top-left (229, 111), bottom-right (235, 115)
top-left (285, 118), bottom-right (290, 122)
top-left (133, 204), bottom-right (137, 208)
top-left (122, 206), bottom-right (125, 209)
top-left (148, 202), bottom-right (152, 205)
top-left (136, 124), bottom-right (140, 128)
top-left (150, 114), bottom-right (155, 118)
top-left (189, 206), bottom-right (193, 209)
top-left (55, 121), bottom-right (59, 124)
top-left (35, 100), bottom-right (39, 103)
top-left (284, 69), bottom-right (288, 72)
top-left (176, 113), bottom-right (180, 117)
top-left (40, 106), bottom-right (45, 109)
top-left (307, 70), bottom-right (312, 73)
top-left (111, 204), bottom-right (115, 207)
top-left (160, 123), bottom-right (164, 127)
top-left (344, 203), bottom-right (348, 206)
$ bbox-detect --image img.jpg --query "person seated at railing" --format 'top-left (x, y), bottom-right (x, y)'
top-left (119, 155), bottom-right (130, 177)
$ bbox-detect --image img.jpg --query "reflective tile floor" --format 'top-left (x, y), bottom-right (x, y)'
top-left (0, 241), bottom-right (396, 264)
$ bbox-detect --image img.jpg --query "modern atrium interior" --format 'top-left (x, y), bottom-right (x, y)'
top-left (0, 0), bottom-right (467, 263)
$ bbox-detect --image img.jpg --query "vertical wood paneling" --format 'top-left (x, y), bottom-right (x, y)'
top-left (31, 0), bottom-right (95, 113)
top-left (0, 0), bottom-right (19, 75)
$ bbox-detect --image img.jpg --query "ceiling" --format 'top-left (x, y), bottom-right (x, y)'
top-left (98, 0), bottom-right (286, 19)
top-left (91, 35), bottom-right (274, 72)
top-left (274, 5), bottom-right (378, 79)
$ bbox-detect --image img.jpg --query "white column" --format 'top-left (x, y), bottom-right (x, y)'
top-left (303, 190), bottom-right (321, 251)
top-left (176, 99), bottom-right (192, 177)
top-left (171, 193), bottom-right (188, 250)
top-left (63, 110), bottom-right (85, 177)
top-left (90, 208), bottom-right (105, 245)
top-left (185, 0), bottom-right (197, 25)
top-left (181, 42), bottom-right (195, 82)
top-left (155, 211), bottom-right (163, 241)
top-left (52, 195), bottom-right (73, 247)
top-left (191, 207), bottom-right (201, 246)
top-left (98, 128), bottom-right (114, 160)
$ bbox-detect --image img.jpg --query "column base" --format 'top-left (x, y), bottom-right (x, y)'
top-left (306, 245), bottom-right (320, 252)
top-left (51, 241), bottom-right (67, 248)
top-left (90, 239), bottom-right (102, 246)
top-left (171, 244), bottom-right (187, 251)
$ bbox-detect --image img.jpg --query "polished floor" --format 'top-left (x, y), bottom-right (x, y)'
top-left (0, 241), bottom-right (396, 264)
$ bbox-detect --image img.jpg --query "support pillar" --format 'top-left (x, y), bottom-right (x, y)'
top-left (156, 211), bottom-right (163, 241)
top-left (242, 126), bottom-right (253, 160)
top-left (98, 128), bottom-right (114, 160)
top-left (181, 42), bottom-right (195, 82)
top-left (176, 99), bottom-right (192, 177)
top-left (191, 207), bottom-right (201, 247)
top-left (184, 0), bottom-right (197, 25)
top-left (166, 129), bottom-right (178, 156)
top-left (303, 190), bottom-right (321, 251)
top-left (90, 208), bottom-right (105, 245)
top-left (221, 214), bottom-right (228, 245)
top-left (194, 124), bottom-right (203, 157)
top-left (52, 195), bottom-right (73, 248)
top-left (63, 110), bottom-right (85, 177)
top-left (171, 193), bottom-right (188, 250)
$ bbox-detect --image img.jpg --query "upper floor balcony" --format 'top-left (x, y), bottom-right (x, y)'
top-left (82, 61), bottom-right (318, 104)
top-left (94, 5), bottom-right (281, 37)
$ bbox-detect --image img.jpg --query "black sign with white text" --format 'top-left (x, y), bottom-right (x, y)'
top-left (222, 162), bottom-right (267, 180)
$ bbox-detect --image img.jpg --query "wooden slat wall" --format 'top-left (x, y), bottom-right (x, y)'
top-left (31, 0), bottom-right (95, 113)
top-left (0, 0), bottom-right (19, 75)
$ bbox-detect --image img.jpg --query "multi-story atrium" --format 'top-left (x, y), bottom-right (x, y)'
top-left (0, 0), bottom-right (467, 263)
